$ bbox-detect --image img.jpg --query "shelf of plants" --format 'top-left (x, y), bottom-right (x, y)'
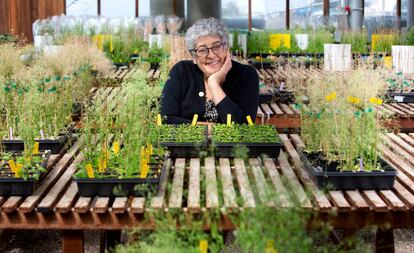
top-left (297, 65), bottom-right (397, 190)
top-left (73, 61), bottom-right (170, 197)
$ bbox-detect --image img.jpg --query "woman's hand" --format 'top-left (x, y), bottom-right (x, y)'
top-left (207, 52), bottom-right (232, 87)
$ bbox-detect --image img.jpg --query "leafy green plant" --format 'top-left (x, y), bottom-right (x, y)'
top-left (406, 26), bottom-right (414, 45)
top-left (212, 124), bottom-right (279, 143)
top-left (341, 31), bottom-right (369, 54)
top-left (155, 125), bottom-right (206, 143)
top-left (247, 31), bottom-right (270, 55)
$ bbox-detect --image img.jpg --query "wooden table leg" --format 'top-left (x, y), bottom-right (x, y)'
top-left (62, 230), bottom-right (84, 253)
top-left (375, 228), bottom-right (394, 253)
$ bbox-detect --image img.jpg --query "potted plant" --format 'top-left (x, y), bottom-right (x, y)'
top-left (297, 65), bottom-right (397, 190)
top-left (212, 122), bottom-right (282, 158)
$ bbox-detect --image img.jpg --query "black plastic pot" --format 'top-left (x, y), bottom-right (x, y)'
top-left (213, 142), bottom-right (282, 158)
top-left (248, 60), bottom-right (273, 69)
top-left (259, 92), bottom-right (273, 103)
top-left (74, 158), bottom-right (166, 197)
top-left (386, 92), bottom-right (414, 103)
top-left (259, 90), bottom-right (295, 104)
top-left (298, 150), bottom-right (397, 190)
top-left (0, 151), bottom-right (51, 196)
top-left (113, 62), bottom-right (129, 68)
top-left (150, 62), bottom-right (160, 70)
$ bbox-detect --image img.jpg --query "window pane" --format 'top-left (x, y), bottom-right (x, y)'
top-left (290, 0), bottom-right (324, 29)
top-left (66, 0), bottom-right (97, 16)
top-left (222, 0), bottom-right (248, 29)
top-left (251, 0), bottom-right (285, 30)
top-left (365, 0), bottom-right (398, 30)
top-left (139, 0), bottom-right (150, 17)
top-left (401, 0), bottom-right (408, 28)
top-left (101, 0), bottom-right (135, 17)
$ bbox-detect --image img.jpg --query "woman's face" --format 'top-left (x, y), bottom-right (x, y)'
top-left (192, 35), bottom-right (228, 77)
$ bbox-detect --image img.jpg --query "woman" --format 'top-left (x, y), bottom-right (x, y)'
top-left (160, 17), bottom-right (259, 124)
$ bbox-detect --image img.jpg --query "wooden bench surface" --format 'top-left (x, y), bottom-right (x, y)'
top-left (1, 132), bottom-right (414, 230)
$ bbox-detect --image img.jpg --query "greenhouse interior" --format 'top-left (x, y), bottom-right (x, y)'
top-left (1, 0), bottom-right (414, 252)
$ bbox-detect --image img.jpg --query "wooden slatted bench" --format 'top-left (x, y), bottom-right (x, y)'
top-left (256, 102), bottom-right (301, 131)
top-left (1, 133), bottom-right (414, 252)
top-left (381, 103), bottom-right (414, 132)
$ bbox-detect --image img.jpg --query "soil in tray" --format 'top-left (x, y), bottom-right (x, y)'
top-left (298, 150), bottom-right (397, 190)
top-left (75, 157), bottom-right (165, 197)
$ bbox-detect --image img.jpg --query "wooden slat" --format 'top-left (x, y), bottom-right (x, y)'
top-left (130, 197), bottom-right (145, 213)
top-left (279, 103), bottom-right (294, 115)
top-left (382, 135), bottom-right (414, 169)
top-left (328, 191), bottom-right (352, 211)
top-left (393, 181), bottom-right (414, 209)
top-left (249, 159), bottom-right (274, 207)
top-left (204, 157), bottom-right (219, 209)
top-left (379, 190), bottom-right (407, 211)
top-left (187, 158), bottom-right (200, 213)
top-left (1, 197), bottom-right (22, 213)
top-left (92, 197), bottom-right (110, 213)
top-left (277, 152), bottom-right (312, 208)
top-left (280, 134), bottom-right (332, 210)
top-left (263, 158), bottom-right (291, 208)
top-left (398, 133), bottom-right (414, 147)
top-left (289, 104), bottom-right (301, 114)
top-left (36, 154), bottom-right (84, 212)
top-left (55, 182), bottom-right (79, 213)
top-left (382, 104), bottom-right (407, 117)
top-left (219, 158), bottom-right (238, 211)
top-left (260, 103), bottom-right (274, 116)
top-left (112, 197), bottom-right (128, 213)
top-left (233, 159), bottom-right (255, 208)
top-left (73, 197), bottom-right (92, 213)
top-left (379, 144), bottom-right (414, 180)
top-left (344, 190), bottom-right (370, 210)
top-left (19, 138), bottom-right (84, 213)
top-left (150, 158), bottom-right (171, 209)
top-left (269, 102), bottom-right (284, 115)
top-left (362, 191), bottom-right (388, 211)
top-left (290, 134), bottom-right (305, 149)
top-left (168, 158), bottom-right (185, 209)
top-left (386, 133), bottom-right (414, 156)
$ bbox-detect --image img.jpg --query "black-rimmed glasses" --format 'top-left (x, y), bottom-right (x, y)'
top-left (191, 42), bottom-right (227, 57)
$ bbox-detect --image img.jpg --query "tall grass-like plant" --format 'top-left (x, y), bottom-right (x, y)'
top-left (298, 65), bottom-right (391, 171)
top-left (342, 31), bottom-right (369, 54)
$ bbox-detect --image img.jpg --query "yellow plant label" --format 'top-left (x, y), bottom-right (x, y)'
top-left (369, 97), bottom-right (383, 105)
top-left (86, 164), bottom-right (95, 178)
top-left (227, 114), bottom-right (232, 126)
top-left (265, 240), bottom-right (278, 253)
top-left (371, 34), bottom-right (394, 51)
top-left (92, 34), bottom-right (113, 52)
top-left (147, 143), bottom-right (153, 156)
top-left (15, 163), bottom-right (23, 178)
top-left (246, 115), bottom-right (254, 126)
top-left (269, 34), bottom-right (291, 50)
top-left (33, 142), bottom-right (39, 155)
top-left (157, 114), bottom-right (162, 126)
top-left (199, 240), bottom-right (208, 253)
top-left (8, 160), bottom-right (16, 173)
top-left (384, 56), bottom-right (392, 68)
top-left (98, 157), bottom-right (107, 173)
top-left (113, 141), bottom-right (120, 156)
top-left (191, 114), bottom-right (198, 126)
top-left (346, 96), bottom-right (361, 105)
top-left (139, 146), bottom-right (149, 178)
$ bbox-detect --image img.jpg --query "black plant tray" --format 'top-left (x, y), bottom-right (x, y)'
top-left (2, 134), bottom-right (72, 154)
top-left (1, 125), bottom-right (75, 154)
top-left (74, 158), bottom-right (167, 197)
top-left (248, 59), bottom-right (273, 69)
top-left (213, 142), bottom-right (283, 158)
top-left (298, 150), bottom-right (397, 190)
top-left (386, 92), bottom-right (414, 103)
top-left (161, 143), bottom-right (208, 158)
top-left (0, 151), bottom-right (51, 196)
top-left (158, 125), bottom-right (208, 158)
top-left (259, 90), bottom-right (295, 104)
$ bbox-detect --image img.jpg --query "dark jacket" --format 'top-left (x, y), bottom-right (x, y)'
top-left (160, 60), bottom-right (259, 124)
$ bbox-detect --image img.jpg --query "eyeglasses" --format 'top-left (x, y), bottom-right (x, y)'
top-left (191, 42), bottom-right (227, 57)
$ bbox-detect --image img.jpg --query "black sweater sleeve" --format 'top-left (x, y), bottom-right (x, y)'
top-left (160, 63), bottom-right (192, 124)
top-left (216, 65), bottom-right (259, 124)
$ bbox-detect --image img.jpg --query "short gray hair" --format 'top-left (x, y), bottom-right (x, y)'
top-left (184, 17), bottom-right (228, 53)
